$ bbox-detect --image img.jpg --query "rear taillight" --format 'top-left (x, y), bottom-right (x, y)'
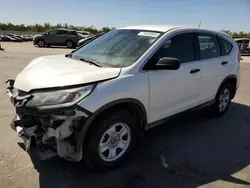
top-left (238, 50), bottom-right (241, 63)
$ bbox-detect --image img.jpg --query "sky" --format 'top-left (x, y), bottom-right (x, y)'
top-left (0, 0), bottom-right (249, 32)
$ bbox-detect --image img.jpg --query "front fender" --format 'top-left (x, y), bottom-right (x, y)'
top-left (78, 73), bottom-right (149, 121)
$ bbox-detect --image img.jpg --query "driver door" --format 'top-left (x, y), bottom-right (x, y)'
top-left (145, 33), bottom-right (201, 123)
top-left (44, 30), bottom-right (59, 45)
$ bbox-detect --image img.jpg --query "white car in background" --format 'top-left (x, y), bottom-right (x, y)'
top-left (77, 31), bottom-right (92, 38)
top-left (6, 25), bottom-right (240, 169)
top-left (235, 38), bottom-right (250, 55)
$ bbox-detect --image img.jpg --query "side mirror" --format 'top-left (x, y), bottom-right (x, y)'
top-left (155, 57), bottom-right (180, 70)
top-left (45, 33), bottom-right (49, 36)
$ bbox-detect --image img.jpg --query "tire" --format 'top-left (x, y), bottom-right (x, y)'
top-left (37, 40), bottom-right (45, 47)
top-left (84, 110), bottom-right (139, 169)
top-left (66, 40), bottom-right (74, 48)
top-left (209, 83), bottom-right (233, 117)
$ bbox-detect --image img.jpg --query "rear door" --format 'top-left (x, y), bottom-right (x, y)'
top-left (68, 31), bottom-right (78, 43)
top-left (57, 30), bottom-right (68, 45)
top-left (196, 33), bottom-right (228, 103)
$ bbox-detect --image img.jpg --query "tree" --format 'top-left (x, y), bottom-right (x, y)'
top-left (100, 27), bottom-right (111, 33)
top-left (0, 22), bottom-right (114, 34)
top-left (221, 29), bottom-right (250, 38)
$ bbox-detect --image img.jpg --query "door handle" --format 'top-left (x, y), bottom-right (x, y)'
top-left (190, 69), bottom-right (200, 74)
top-left (221, 61), bottom-right (228, 65)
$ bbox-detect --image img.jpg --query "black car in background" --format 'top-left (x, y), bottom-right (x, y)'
top-left (0, 36), bottom-right (19, 42)
top-left (235, 38), bottom-right (250, 55)
top-left (33, 29), bottom-right (86, 48)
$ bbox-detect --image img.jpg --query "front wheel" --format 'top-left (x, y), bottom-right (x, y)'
top-left (37, 40), bottom-right (45, 47)
top-left (84, 110), bottom-right (139, 169)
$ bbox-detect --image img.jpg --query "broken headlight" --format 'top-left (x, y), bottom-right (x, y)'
top-left (26, 84), bottom-right (95, 107)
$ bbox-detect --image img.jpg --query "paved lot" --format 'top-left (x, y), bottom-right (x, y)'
top-left (0, 42), bottom-right (250, 188)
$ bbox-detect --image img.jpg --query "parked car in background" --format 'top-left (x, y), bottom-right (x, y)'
top-left (77, 33), bottom-right (104, 47)
top-left (0, 34), bottom-right (33, 42)
top-left (10, 35), bottom-right (23, 42)
top-left (24, 35), bottom-right (34, 41)
top-left (235, 38), bottom-right (250, 55)
top-left (33, 29), bottom-right (84, 48)
top-left (1, 36), bottom-right (18, 42)
top-left (6, 25), bottom-right (240, 169)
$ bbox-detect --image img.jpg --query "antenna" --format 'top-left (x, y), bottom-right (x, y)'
top-left (198, 21), bottom-right (202, 28)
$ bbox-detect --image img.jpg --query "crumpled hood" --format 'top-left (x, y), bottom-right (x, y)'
top-left (14, 55), bottom-right (121, 92)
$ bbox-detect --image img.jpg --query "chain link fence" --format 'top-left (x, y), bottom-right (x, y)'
top-left (0, 30), bottom-right (43, 36)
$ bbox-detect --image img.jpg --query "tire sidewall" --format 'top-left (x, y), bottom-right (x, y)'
top-left (66, 40), bottom-right (74, 48)
top-left (215, 83), bottom-right (232, 116)
top-left (37, 40), bottom-right (45, 47)
top-left (84, 110), bottom-right (139, 169)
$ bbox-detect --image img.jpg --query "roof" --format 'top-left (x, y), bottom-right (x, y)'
top-left (118, 25), bottom-right (234, 41)
top-left (234, 38), bottom-right (250, 41)
top-left (56, 28), bottom-right (76, 31)
top-left (119, 25), bottom-right (182, 32)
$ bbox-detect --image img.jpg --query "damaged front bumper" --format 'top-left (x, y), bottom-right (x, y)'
top-left (6, 79), bottom-right (91, 162)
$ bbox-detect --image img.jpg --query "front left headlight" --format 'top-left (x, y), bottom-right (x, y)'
top-left (26, 84), bottom-right (95, 107)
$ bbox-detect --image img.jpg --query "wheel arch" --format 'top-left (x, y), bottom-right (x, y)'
top-left (65, 39), bottom-right (75, 47)
top-left (216, 75), bottom-right (237, 99)
top-left (76, 98), bottom-right (148, 150)
top-left (36, 38), bottom-right (45, 44)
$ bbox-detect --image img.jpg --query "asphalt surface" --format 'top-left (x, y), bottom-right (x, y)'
top-left (0, 42), bottom-right (250, 188)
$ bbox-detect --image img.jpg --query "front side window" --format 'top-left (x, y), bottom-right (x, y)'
top-left (146, 33), bottom-right (195, 67)
top-left (72, 29), bottom-right (163, 67)
top-left (47, 30), bottom-right (58, 36)
top-left (198, 34), bottom-right (220, 59)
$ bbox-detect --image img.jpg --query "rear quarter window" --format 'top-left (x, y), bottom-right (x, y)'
top-left (68, 31), bottom-right (77, 35)
top-left (197, 34), bottom-right (220, 59)
top-left (218, 37), bottom-right (233, 56)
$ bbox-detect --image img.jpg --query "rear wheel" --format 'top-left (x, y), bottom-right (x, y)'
top-left (84, 110), bottom-right (139, 169)
top-left (66, 40), bottom-right (74, 48)
top-left (209, 83), bottom-right (232, 117)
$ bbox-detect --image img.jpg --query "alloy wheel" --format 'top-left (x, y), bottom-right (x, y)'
top-left (218, 88), bottom-right (230, 112)
top-left (98, 123), bottom-right (131, 162)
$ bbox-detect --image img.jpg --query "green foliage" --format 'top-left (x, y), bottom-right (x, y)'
top-left (220, 30), bottom-right (250, 38)
top-left (0, 22), bottom-right (113, 34)
top-left (1, 22), bottom-right (249, 38)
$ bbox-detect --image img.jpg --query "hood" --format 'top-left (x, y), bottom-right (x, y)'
top-left (33, 34), bottom-right (43, 41)
top-left (14, 55), bottom-right (121, 92)
top-left (34, 34), bottom-right (43, 38)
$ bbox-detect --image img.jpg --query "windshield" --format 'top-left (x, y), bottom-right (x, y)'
top-left (72, 29), bottom-right (163, 67)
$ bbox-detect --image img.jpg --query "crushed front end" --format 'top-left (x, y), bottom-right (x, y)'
top-left (6, 79), bottom-right (93, 162)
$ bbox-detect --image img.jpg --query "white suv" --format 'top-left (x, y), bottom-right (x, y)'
top-left (6, 25), bottom-right (240, 169)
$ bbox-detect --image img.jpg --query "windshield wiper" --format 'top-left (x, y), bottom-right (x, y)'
top-left (80, 58), bottom-right (103, 67)
top-left (65, 49), bottom-right (78, 58)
